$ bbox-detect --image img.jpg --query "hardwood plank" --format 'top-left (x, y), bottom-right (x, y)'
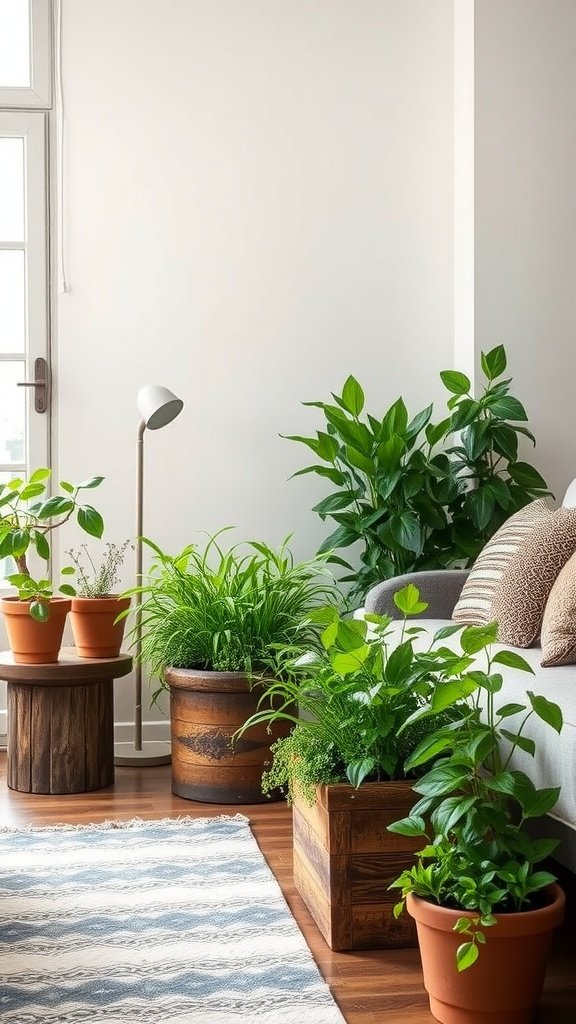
top-left (0, 754), bottom-right (574, 1023)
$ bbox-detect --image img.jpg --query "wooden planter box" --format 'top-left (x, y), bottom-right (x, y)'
top-left (293, 780), bottom-right (420, 950)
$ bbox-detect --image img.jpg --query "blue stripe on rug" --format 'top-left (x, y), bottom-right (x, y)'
top-left (0, 815), bottom-right (346, 1024)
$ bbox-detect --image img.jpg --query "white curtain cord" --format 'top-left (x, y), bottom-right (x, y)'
top-left (55, 0), bottom-right (67, 293)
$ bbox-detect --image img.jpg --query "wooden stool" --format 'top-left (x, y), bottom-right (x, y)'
top-left (0, 648), bottom-right (132, 795)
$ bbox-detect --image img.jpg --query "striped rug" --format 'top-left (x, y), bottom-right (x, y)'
top-left (0, 815), bottom-right (346, 1024)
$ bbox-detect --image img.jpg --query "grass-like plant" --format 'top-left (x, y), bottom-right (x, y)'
top-left (130, 531), bottom-right (339, 688)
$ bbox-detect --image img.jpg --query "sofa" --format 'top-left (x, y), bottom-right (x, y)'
top-left (363, 483), bottom-right (576, 873)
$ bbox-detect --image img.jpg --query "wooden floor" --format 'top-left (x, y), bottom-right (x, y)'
top-left (0, 756), bottom-right (574, 1024)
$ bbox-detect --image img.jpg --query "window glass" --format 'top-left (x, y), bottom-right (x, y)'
top-left (0, 0), bottom-right (31, 88)
top-left (0, 137), bottom-right (25, 239)
top-left (0, 250), bottom-right (26, 353)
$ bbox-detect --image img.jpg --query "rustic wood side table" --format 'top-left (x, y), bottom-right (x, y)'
top-left (0, 648), bottom-right (132, 795)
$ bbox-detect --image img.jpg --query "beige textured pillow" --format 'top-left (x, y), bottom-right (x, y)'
top-left (490, 507), bottom-right (576, 646)
top-left (453, 499), bottom-right (551, 625)
top-left (540, 551), bottom-right (576, 666)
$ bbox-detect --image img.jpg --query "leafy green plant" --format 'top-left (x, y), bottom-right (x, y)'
top-left (66, 540), bottom-right (131, 598)
top-left (239, 585), bottom-right (494, 804)
top-left (287, 345), bottom-right (549, 603)
top-left (388, 620), bottom-right (563, 970)
top-left (127, 531), bottom-right (339, 694)
top-left (0, 469), bottom-right (104, 620)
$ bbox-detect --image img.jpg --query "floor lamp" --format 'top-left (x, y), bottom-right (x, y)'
top-left (114, 384), bottom-right (184, 767)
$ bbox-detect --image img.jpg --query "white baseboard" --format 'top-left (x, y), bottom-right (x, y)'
top-left (0, 714), bottom-right (169, 751)
top-left (114, 720), bottom-right (170, 742)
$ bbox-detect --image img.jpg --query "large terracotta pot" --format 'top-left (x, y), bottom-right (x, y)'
top-left (407, 884), bottom-right (565, 1024)
top-left (1, 597), bottom-right (71, 664)
top-left (293, 781), bottom-right (419, 950)
top-left (165, 667), bottom-right (292, 803)
top-left (70, 596), bottom-right (131, 658)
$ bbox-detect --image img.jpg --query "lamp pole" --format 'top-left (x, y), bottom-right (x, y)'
top-left (114, 385), bottom-right (183, 767)
top-left (134, 418), bottom-right (146, 751)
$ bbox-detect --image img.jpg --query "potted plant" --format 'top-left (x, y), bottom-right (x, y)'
top-left (287, 345), bottom-right (549, 603)
top-left (388, 620), bottom-right (565, 1024)
top-left (237, 585), bottom-right (496, 951)
top-left (129, 530), bottom-right (338, 803)
top-left (66, 541), bottom-right (132, 658)
top-left (0, 470), bottom-right (104, 663)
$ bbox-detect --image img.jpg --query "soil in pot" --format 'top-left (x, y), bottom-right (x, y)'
top-left (2, 597), bottom-right (71, 664)
top-left (407, 884), bottom-right (565, 1024)
top-left (70, 596), bottom-right (131, 658)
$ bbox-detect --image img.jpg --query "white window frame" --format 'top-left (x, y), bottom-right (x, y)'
top-left (0, 0), bottom-right (52, 108)
top-left (0, 110), bottom-right (49, 482)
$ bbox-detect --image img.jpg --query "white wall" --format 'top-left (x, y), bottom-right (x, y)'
top-left (475, 0), bottom-right (576, 502)
top-left (56, 0), bottom-right (455, 728)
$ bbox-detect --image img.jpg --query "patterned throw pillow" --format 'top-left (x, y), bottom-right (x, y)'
top-left (489, 507), bottom-right (576, 645)
top-left (540, 551), bottom-right (576, 666)
top-left (453, 500), bottom-right (551, 626)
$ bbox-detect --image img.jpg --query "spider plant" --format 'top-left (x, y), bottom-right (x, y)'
top-left (126, 530), bottom-right (340, 691)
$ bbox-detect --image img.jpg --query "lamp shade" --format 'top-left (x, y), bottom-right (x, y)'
top-left (137, 385), bottom-right (183, 430)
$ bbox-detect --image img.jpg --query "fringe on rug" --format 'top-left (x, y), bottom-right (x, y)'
top-left (0, 813), bottom-right (250, 834)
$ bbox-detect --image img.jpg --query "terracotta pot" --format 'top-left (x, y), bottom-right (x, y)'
top-left (407, 884), bottom-right (565, 1024)
top-left (165, 667), bottom-right (292, 803)
top-left (70, 596), bottom-right (131, 658)
top-left (1, 597), bottom-right (71, 664)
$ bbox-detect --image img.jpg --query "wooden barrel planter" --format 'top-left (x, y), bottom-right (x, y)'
top-left (293, 780), bottom-right (420, 950)
top-left (165, 667), bottom-right (292, 803)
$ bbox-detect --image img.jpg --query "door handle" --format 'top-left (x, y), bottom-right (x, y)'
top-left (17, 357), bottom-right (49, 414)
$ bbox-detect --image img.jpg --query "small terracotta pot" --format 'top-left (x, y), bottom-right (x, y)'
top-left (70, 596), bottom-right (131, 658)
top-left (1, 597), bottom-right (71, 664)
top-left (407, 885), bottom-right (565, 1024)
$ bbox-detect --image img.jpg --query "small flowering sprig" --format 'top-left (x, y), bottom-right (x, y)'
top-left (65, 540), bottom-right (132, 598)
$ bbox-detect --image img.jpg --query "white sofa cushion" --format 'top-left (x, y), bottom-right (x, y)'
top-left (385, 618), bottom-right (576, 836)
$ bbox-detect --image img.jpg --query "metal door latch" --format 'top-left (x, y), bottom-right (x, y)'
top-left (17, 357), bottom-right (49, 413)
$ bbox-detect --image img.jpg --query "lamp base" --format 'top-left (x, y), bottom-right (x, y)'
top-left (114, 740), bottom-right (172, 767)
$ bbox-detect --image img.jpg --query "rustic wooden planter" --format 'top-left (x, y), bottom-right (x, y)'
top-left (166, 667), bottom-right (292, 804)
top-left (293, 780), bottom-right (420, 950)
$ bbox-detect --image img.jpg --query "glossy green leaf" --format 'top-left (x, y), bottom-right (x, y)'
top-left (440, 370), bottom-right (471, 396)
top-left (387, 815), bottom-right (426, 837)
top-left (34, 532), bottom-right (50, 561)
top-left (491, 650), bottom-right (534, 673)
top-left (78, 476), bottom-right (105, 489)
top-left (29, 600), bottom-right (49, 623)
top-left (28, 467), bottom-right (51, 484)
top-left (77, 505), bottom-right (104, 539)
top-left (488, 395), bottom-right (527, 421)
top-left (481, 345), bottom-right (507, 380)
top-left (527, 691), bottom-right (563, 734)
top-left (460, 622), bottom-right (499, 654)
top-left (508, 462), bottom-right (548, 490)
top-left (456, 941), bottom-right (479, 972)
top-left (341, 376), bottom-right (365, 416)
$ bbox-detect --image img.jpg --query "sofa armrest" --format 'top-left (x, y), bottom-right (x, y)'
top-left (364, 569), bottom-right (470, 619)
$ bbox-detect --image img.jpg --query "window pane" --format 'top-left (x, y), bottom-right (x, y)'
top-left (0, 137), bottom-right (25, 240)
top-left (0, 470), bottom-right (19, 583)
top-left (0, 250), bottom-right (25, 353)
top-left (0, 360), bottom-right (25, 465)
top-left (0, 0), bottom-right (30, 87)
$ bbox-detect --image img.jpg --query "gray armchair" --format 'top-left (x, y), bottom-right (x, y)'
top-left (364, 569), bottom-right (469, 619)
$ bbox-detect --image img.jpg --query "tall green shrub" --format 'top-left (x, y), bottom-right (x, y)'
top-left (287, 346), bottom-right (549, 603)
